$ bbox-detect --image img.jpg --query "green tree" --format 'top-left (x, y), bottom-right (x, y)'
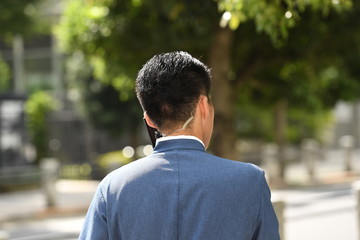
top-left (57, 0), bottom-right (358, 180)
top-left (57, 0), bottom-right (220, 146)
top-left (57, 0), bottom-right (219, 97)
top-left (0, 0), bottom-right (45, 39)
top-left (230, 3), bottom-right (360, 178)
top-left (0, 0), bottom-right (50, 92)
top-left (25, 91), bottom-right (59, 164)
top-left (0, 54), bottom-right (10, 92)
top-left (0, 0), bottom-right (44, 94)
top-left (217, 0), bottom-right (352, 43)
top-left (0, 0), bottom-right (44, 41)
top-left (65, 52), bottom-right (143, 145)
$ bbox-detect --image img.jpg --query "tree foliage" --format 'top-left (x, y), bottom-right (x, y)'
top-left (57, 0), bottom-right (220, 139)
top-left (25, 91), bottom-right (59, 163)
top-left (236, 99), bottom-right (334, 143)
top-left (230, 2), bottom-right (360, 151)
top-left (0, 54), bottom-right (10, 92)
top-left (57, 0), bottom-right (359, 153)
top-left (233, 2), bottom-right (360, 110)
top-left (65, 52), bottom-right (142, 137)
top-left (0, 0), bottom-right (44, 94)
top-left (0, 0), bottom-right (45, 39)
top-left (217, 0), bottom-right (352, 43)
top-left (57, 0), bottom-right (219, 100)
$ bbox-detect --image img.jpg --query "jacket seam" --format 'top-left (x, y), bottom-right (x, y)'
top-left (176, 152), bottom-right (180, 240)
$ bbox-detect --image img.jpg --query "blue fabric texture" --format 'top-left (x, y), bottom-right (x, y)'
top-left (79, 139), bottom-right (280, 240)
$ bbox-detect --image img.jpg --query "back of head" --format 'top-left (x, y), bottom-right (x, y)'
top-left (135, 51), bottom-right (211, 130)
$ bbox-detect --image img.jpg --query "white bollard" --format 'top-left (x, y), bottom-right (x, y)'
top-left (272, 196), bottom-right (285, 240)
top-left (353, 181), bottom-right (360, 240)
top-left (339, 135), bottom-right (354, 172)
top-left (40, 158), bottom-right (60, 208)
top-left (262, 143), bottom-right (279, 184)
top-left (301, 138), bottom-right (320, 182)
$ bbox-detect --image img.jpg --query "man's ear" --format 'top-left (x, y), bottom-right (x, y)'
top-left (198, 95), bottom-right (210, 119)
top-left (144, 112), bottom-right (157, 129)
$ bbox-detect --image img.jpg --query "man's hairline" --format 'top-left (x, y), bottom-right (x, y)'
top-left (142, 93), bottom-right (211, 130)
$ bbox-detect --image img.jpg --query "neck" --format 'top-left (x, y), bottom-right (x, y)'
top-left (161, 116), bottom-right (194, 137)
top-left (160, 124), bottom-right (204, 147)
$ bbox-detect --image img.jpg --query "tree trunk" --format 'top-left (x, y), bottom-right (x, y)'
top-left (208, 27), bottom-right (237, 160)
top-left (130, 121), bottom-right (140, 150)
top-left (274, 99), bottom-right (288, 182)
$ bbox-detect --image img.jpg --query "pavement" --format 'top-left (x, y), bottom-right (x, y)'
top-left (0, 180), bottom-right (98, 240)
top-left (0, 180), bottom-right (98, 223)
top-left (278, 182), bottom-right (357, 240)
top-left (0, 149), bottom-right (359, 239)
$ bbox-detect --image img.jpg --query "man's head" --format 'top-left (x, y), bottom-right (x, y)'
top-left (136, 51), bottom-right (212, 129)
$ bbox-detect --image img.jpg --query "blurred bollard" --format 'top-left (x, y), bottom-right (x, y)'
top-left (301, 138), bottom-right (320, 182)
top-left (0, 231), bottom-right (9, 240)
top-left (272, 196), bottom-right (285, 240)
top-left (40, 158), bottom-right (60, 208)
top-left (353, 181), bottom-right (360, 240)
top-left (339, 135), bottom-right (354, 172)
top-left (262, 143), bottom-right (279, 184)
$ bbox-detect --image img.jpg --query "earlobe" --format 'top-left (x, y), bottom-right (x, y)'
top-left (144, 112), bottom-right (157, 128)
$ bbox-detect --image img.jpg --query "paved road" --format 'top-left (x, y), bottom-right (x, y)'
top-left (275, 183), bottom-right (358, 240)
top-left (0, 182), bottom-right (357, 240)
top-left (1, 215), bottom-right (83, 240)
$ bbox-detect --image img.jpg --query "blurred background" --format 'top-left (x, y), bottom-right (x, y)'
top-left (0, 0), bottom-right (359, 239)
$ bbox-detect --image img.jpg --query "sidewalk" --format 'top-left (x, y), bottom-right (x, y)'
top-left (0, 180), bottom-right (99, 223)
top-left (1, 148), bottom-right (359, 222)
top-left (0, 158), bottom-right (359, 240)
top-left (262, 147), bottom-right (360, 188)
top-left (0, 171), bottom-right (358, 222)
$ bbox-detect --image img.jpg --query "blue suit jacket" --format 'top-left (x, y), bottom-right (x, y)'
top-left (79, 138), bottom-right (280, 239)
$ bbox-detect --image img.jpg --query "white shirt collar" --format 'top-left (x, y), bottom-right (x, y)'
top-left (156, 135), bottom-right (205, 148)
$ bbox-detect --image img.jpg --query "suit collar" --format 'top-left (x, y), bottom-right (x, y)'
top-left (156, 135), bottom-right (205, 147)
top-left (153, 138), bottom-right (205, 153)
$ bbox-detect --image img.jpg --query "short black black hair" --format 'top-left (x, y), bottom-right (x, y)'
top-left (135, 51), bottom-right (211, 130)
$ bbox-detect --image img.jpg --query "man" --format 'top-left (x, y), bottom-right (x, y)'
top-left (79, 51), bottom-right (280, 239)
